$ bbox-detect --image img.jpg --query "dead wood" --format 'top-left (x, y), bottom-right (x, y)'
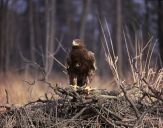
top-left (0, 84), bottom-right (162, 128)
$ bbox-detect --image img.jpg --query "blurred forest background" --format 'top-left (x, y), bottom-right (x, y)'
top-left (0, 0), bottom-right (163, 80)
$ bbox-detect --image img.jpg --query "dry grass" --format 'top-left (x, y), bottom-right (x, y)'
top-left (0, 73), bottom-right (67, 105)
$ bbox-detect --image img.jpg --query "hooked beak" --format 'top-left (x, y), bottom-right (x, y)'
top-left (72, 40), bottom-right (79, 46)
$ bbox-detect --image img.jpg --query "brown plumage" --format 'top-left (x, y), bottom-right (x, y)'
top-left (66, 39), bottom-right (96, 87)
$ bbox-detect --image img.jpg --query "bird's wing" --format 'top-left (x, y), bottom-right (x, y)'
top-left (88, 51), bottom-right (95, 60)
top-left (88, 51), bottom-right (97, 70)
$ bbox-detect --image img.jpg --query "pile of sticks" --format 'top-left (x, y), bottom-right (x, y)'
top-left (0, 83), bottom-right (162, 128)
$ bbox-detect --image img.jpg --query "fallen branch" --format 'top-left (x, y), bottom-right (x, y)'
top-left (119, 82), bottom-right (140, 119)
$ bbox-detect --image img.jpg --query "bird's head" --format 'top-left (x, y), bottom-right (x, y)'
top-left (72, 39), bottom-right (85, 48)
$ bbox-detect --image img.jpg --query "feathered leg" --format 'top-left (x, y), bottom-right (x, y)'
top-left (69, 73), bottom-right (78, 91)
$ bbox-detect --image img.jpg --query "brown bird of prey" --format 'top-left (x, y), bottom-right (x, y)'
top-left (66, 39), bottom-right (96, 89)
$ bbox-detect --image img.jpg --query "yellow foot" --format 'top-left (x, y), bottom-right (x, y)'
top-left (70, 84), bottom-right (79, 91)
top-left (84, 86), bottom-right (93, 94)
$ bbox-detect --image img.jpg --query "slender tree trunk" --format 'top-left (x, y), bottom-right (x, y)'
top-left (80, 0), bottom-right (91, 40)
top-left (116, 0), bottom-right (123, 76)
top-left (29, 0), bottom-right (36, 62)
top-left (95, 0), bottom-right (106, 77)
top-left (45, 0), bottom-right (56, 79)
top-left (5, 6), bottom-right (9, 73)
top-left (0, 0), bottom-right (9, 73)
top-left (144, 0), bottom-right (149, 41)
top-left (158, 0), bottom-right (163, 65)
top-left (0, 0), bottom-right (3, 72)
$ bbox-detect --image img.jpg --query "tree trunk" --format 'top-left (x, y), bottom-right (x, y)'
top-left (45, 0), bottom-right (56, 79)
top-left (0, 0), bottom-right (3, 72)
top-left (0, 0), bottom-right (8, 73)
top-left (158, 0), bottom-right (163, 65)
top-left (144, 0), bottom-right (149, 41)
top-left (116, 0), bottom-right (123, 76)
top-left (80, 0), bottom-right (91, 40)
top-left (29, 0), bottom-right (36, 62)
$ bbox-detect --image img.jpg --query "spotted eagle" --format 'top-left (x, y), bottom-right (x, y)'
top-left (66, 39), bottom-right (96, 87)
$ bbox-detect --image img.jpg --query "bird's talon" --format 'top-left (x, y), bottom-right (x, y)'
top-left (70, 84), bottom-right (79, 91)
top-left (84, 86), bottom-right (92, 94)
